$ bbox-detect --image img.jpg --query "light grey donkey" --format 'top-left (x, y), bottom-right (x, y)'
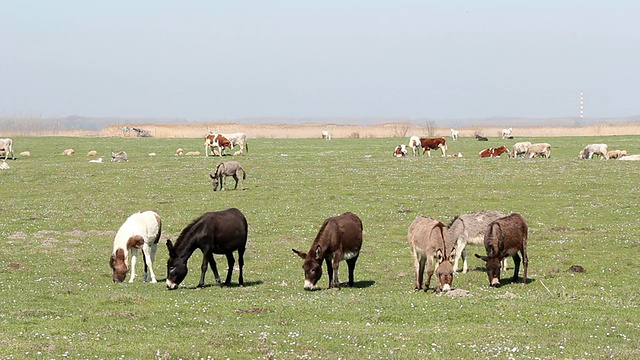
top-left (210, 161), bottom-right (246, 191)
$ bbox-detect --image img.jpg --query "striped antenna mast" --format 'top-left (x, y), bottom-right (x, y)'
top-left (580, 91), bottom-right (584, 119)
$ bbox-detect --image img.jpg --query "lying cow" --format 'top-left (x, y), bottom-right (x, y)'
top-left (475, 134), bottom-right (488, 141)
top-left (525, 143), bottom-right (551, 158)
top-left (210, 161), bottom-right (246, 191)
top-left (510, 142), bottom-right (532, 158)
top-left (62, 149), bottom-right (75, 156)
top-left (111, 151), bottom-right (128, 162)
top-left (393, 144), bottom-right (408, 157)
top-left (475, 213), bottom-right (529, 287)
top-left (110, 211), bottom-right (162, 283)
top-left (419, 137), bottom-right (447, 157)
top-left (448, 210), bottom-right (506, 274)
top-left (408, 135), bottom-right (421, 156)
top-left (407, 216), bottom-right (455, 293)
top-left (607, 150), bottom-right (627, 159)
top-left (479, 146), bottom-right (509, 158)
top-left (292, 212), bottom-right (363, 290)
top-left (618, 154), bottom-right (640, 161)
top-left (579, 144), bottom-right (608, 159)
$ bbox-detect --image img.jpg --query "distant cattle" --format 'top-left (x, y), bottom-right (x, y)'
top-left (62, 149), bottom-right (75, 156)
top-left (292, 212), bottom-right (363, 290)
top-left (408, 135), bottom-right (421, 156)
top-left (448, 210), bottom-right (506, 273)
top-left (510, 142), bottom-right (532, 158)
top-left (322, 130), bottom-right (332, 140)
top-left (89, 157), bottom-right (103, 163)
top-left (419, 137), bottom-right (447, 157)
top-left (210, 161), bottom-right (246, 191)
top-left (579, 144), bottom-right (608, 160)
top-left (0, 138), bottom-right (14, 160)
top-left (619, 154), bottom-right (640, 161)
top-left (450, 128), bottom-right (459, 141)
top-left (176, 148), bottom-right (184, 156)
top-left (185, 151), bottom-right (201, 156)
top-left (205, 133), bottom-right (232, 156)
top-left (475, 134), bottom-right (488, 141)
top-left (525, 143), bottom-right (551, 158)
top-left (19, 151), bottom-right (30, 157)
top-left (207, 132), bottom-right (248, 156)
top-left (407, 216), bottom-right (456, 293)
top-left (148, 153), bottom-right (156, 156)
top-left (479, 146), bottom-right (509, 158)
top-left (111, 151), bottom-right (128, 162)
top-left (607, 150), bottom-right (627, 159)
top-left (87, 150), bottom-right (98, 156)
top-left (448, 152), bottom-right (463, 158)
top-left (0, 160), bottom-right (9, 170)
top-left (393, 144), bottom-right (408, 157)
top-left (501, 127), bottom-right (513, 139)
top-left (131, 127), bottom-right (152, 137)
top-left (475, 213), bottom-right (528, 287)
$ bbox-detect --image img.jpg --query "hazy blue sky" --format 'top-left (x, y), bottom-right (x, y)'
top-left (1, 1), bottom-right (638, 122)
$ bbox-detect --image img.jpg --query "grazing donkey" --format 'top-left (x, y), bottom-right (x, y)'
top-left (210, 161), bottom-right (246, 191)
top-left (407, 216), bottom-right (456, 293)
top-left (166, 208), bottom-right (247, 289)
top-left (475, 213), bottom-right (529, 287)
top-left (292, 212), bottom-right (363, 290)
top-left (110, 211), bottom-right (162, 283)
top-left (448, 210), bottom-right (506, 273)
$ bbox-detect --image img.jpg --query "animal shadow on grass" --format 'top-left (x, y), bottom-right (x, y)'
top-left (344, 280), bottom-right (375, 289)
top-left (155, 279), bottom-right (263, 289)
top-left (471, 266), bottom-right (535, 286)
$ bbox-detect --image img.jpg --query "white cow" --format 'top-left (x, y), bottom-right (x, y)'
top-left (501, 127), bottom-right (513, 138)
top-left (0, 138), bottom-right (14, 160)
top-left (322, 130), bottom-right (332, 140)
top-left (450, 128), bottom-right (459, 141)
top-left (525, 143), bottom-right (551, 158)
top-left (408, 135), bottom-right (421, 156)
top-left (110, 211), bottom-right (162, 283)
top-left (579, 144), bottom-right (608, 160)
top-left (618, 155), bottom-right (640, 161)
top-left (510, 142), bottom-right (532, 158)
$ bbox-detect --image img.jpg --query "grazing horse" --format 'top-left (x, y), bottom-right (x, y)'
top-left (0, 138), bottom-right (14, 160)
top-left (210, 161), bottom-right (246, 191)
top-left (165, 208), bottom-right (248, 289)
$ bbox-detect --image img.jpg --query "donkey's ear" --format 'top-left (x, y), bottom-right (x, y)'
top-left (475, 254), bottom-right (489, 262)
top-left (209, 174), bottom-right (215, 179)
top-left (314, 245), bottom-right (323, 260)
top-left (292, 249), bottom-right (306, 259)
top-left (448, 246), bottom-right (456, 262)
top-left (166, 240), bottom-right (176, 256)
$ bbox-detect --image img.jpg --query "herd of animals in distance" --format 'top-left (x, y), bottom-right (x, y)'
top-left (0, 128), bottom-right (631, 292)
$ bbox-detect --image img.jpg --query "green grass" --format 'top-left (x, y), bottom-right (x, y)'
top-left (1, 136), bottom-right (639, 359)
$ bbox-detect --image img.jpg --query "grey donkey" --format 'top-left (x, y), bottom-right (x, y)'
top-left (210, 161), bottom-right (246, 191)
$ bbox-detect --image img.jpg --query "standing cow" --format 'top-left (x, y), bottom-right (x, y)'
top-left (475, 213), bottom-right (529, 287)
top-left (407, 216), bottom-right (456, 293)
top-left (579, 144), bottom-right (608, 160)
top-left (408, 135), bottom-right (421, 156)
top-left (292, 212), bottom-right (363, 290)
top-left (0, 138), bottom-right (14, 160)
top-left (510, 142), bottom-right (532, 158)
top-left (448, 210), bottom-right (506, 273)
top-left (419, 137), bottom-right (448, 157)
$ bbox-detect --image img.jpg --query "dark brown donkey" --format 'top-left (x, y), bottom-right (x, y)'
top-left (292, 212), bottom-right (363, 291)
top-left (475, 213), bottom-right (528, 287)
top-left (165, 208), bottom-right (247, 290)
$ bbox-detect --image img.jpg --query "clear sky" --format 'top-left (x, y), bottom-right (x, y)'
top-left (1, 1), bottom-right (638, 122)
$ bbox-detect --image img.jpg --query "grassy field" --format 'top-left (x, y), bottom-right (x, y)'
top-left (1, 136), bottom-right (639, 359)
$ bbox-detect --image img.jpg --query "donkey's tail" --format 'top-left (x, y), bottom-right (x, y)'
top-left (240, 167), bottom-right (247, 180)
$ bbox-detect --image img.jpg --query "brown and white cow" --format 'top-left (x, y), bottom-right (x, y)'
top-left (408, 135), bottom-right (421, 156)
top-left (292, 212), bottom-right (363, 290)
top-left (407, 216), bottom-right (456, 293)
top-left (419, 137), bottom-right (447, 157)
top-left (205, 133), bottom-right (232, 156)
top-left (393, 144), bottom-right (408, 157)
top-left (479, 146), bottom-right (509, 158)
top-left (475, 213), bottom-right (528, 287)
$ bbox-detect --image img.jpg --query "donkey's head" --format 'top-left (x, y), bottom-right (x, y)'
top-left (109, 248), bottom-right (128, 282)
top-left (434, 245), bottom-right (456, 293)
top-left (209, 173), bottom-right (221, 191)
top-left (292, 246), bottom-right (323, 291)
top-left (475, 253), bottom-right (502, 287)
top-left (165, 240), bottom-right (188, 290)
